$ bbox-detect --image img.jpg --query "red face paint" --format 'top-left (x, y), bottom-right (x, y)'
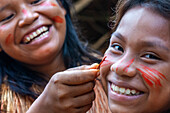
top-left (137, 65), bottom-right (167, 87)
top-left (5, 34), bottom-right (12, 45)
top-left (97, 55), bottom-right (107, 69)
top-left (123, 58), bottom-right (135, 72)
top-left (0, 25), bottom-right (6, 33)
top-left (22, 9), bottom-right (28, 16)
top-left (52, 16), bottom-right (64, 23)
top-left (100, 54), bottom-right (113, 68)
top-left (41, 2), bottom-right (57, 7)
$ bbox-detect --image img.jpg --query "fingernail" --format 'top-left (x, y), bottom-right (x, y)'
top-left (89, 63), bottom-right (99, 69)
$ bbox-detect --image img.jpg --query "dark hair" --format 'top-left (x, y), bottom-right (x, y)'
top-left (109, 0), bottom-right (170, 31)
top-left (0, 0), bottom-right (101, 99)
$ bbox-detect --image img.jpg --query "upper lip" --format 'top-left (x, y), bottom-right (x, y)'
top-left (20, 24), bottom-right (50, 43)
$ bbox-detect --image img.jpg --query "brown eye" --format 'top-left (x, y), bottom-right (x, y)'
top-left (143, 54), bottom-right (161, 60)
top-left (111, 44), bottom-right (124, 53)
top-left (1, 14), bottom-right (14, 22)
top-left (31, 0), bottom-right (42, 5)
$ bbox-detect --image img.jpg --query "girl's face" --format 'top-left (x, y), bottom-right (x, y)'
top-left (0, 0), bottom-right (66, 66)
top-left (100, 7), bottom-right (170, 113)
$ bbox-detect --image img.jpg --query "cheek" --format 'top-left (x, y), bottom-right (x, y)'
top-left (41, 1), bottom-right (57, 7)
top-left (35, 1), bottom-right (65, 23)
top-left (0, 26), bottom-right (14, 46)
top-left (52, 16), bottom-right (64, 23)
top-left (137, 65), bottom-right (167, 88)
top-left (5, 34), bottom-right (14, 45)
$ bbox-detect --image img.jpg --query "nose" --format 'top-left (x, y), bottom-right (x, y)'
top-left (18, 9), bottom-right (39, 27)
top-left (110, 57), bottom-right (137, 77)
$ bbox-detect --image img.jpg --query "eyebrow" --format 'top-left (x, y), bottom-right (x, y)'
top-left (112, 32), bottom-right (126, 42)
top-left (0, 4), bottom-right (9, 12)
top-left (141, 41), bottom-right (170, 52)
top-left (111, 32), bottom-right (169, 52)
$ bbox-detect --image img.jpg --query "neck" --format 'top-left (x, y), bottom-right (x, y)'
top-left (26, 52), bottom-right (66, 77)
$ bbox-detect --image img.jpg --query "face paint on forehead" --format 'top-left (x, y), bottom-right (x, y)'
top-left (41, 1), bottom-right (57, 7)
top-left (52, 16), bottom-right (64, 23)
top-left (137, 65), bottom-right (167, 87)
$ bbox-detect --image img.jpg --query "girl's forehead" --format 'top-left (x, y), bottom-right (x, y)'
top-left (117, 7), bottom-right (169, 41)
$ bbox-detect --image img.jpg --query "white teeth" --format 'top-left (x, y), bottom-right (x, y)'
top-left (36, 29), bottom-right (41, 34)
top-left (34, 31), bottom-right (49, 41)
top-left (30, 34), bottom-right (34, 39)
top-left (125, 89), bottom-right (131, 95)
top-left (119, 88), bottom-right (125, 94)
top-left (111, 83), bottom-right (141, 96)
top-left (131, 90), bottom-right (136, 94)
top-left (115, 86), bottom-right (119, 92)
top-left (23, 26), bottom-right (49, 43)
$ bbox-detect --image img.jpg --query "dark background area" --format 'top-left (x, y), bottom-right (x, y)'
top-left (72, 0), bottom-right (118, 54)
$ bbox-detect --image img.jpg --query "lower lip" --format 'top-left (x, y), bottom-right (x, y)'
top-left (27, 26), bottom-right (52, 46)
top-left (108, 83), bottom-right (145, 105)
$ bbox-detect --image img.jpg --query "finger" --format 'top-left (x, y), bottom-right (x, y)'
top-left (67, 63), bottom-right (99, 71)
top-left (73, 91), bottom-right (95, 108)
top-left (66, 81), bottom-right (95, 97)
top-left (53, 69), bottom-right (99, 85)
top-left (75, 103), bottom-right (93, 113)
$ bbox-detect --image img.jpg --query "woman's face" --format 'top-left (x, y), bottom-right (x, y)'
top-left (0, 0), bottom-right (66, 66)
top-left (100, 7), bottom-right (170, 113)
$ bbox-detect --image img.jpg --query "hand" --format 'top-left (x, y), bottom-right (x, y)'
top-left (27, 64), bottom-right (99, 113)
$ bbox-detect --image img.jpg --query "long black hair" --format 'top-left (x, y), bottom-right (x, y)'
top-left (0, 0), bottom-right (101, 99)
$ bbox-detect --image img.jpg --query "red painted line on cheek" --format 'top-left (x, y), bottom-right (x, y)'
top-left (141, 65), bottom-right (167, 80)
top-left (116, 58), bottom-right (124, 72)
top-left (97, 55), bottom-right (107, 69)
top-left (100, 54), bottom-right (113, 68)
top-left (144, 68), bottom-right (162, 86)
top-left (137, 65), bottom-right (167, 87)
top-left (123, 58), bottom-right (135, 72)
top-left (52, 16), bottom-right (64, 23)
top-left (137, 68), bottom-right (154, 87)
top-left (5, 34), bottom-right (12, 45)
top-left (22, 9), bottom-right (28, 16)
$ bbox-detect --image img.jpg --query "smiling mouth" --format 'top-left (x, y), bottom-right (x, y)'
top-left (110, 82), bottom-right (144, 96)
top-left (21, 26), bottom-right (50, 44)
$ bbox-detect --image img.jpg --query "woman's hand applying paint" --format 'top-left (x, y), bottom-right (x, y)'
top-left (27, 64), bottom-right (99, 113)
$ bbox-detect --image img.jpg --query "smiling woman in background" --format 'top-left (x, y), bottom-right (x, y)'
top-left (0, 0), bottom-right (111, 113)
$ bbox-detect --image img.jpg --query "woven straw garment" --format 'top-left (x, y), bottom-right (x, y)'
top-left (0, 79), bottom-right (111, 113)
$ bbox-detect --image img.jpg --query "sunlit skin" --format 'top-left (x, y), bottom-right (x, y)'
top-left (101, 57), bottom-right (167, 88)
top-left (41, 1), bottom-right (57, 7)
top-left (100, 7), bottom-right (170, 113)
top-left (0, 0), bottom-right (66, 76)
top-left (5, 34), bottom-right (13, 45)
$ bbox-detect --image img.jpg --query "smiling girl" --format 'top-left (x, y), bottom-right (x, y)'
top-left (100, 0), bottom-right (170, 113)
